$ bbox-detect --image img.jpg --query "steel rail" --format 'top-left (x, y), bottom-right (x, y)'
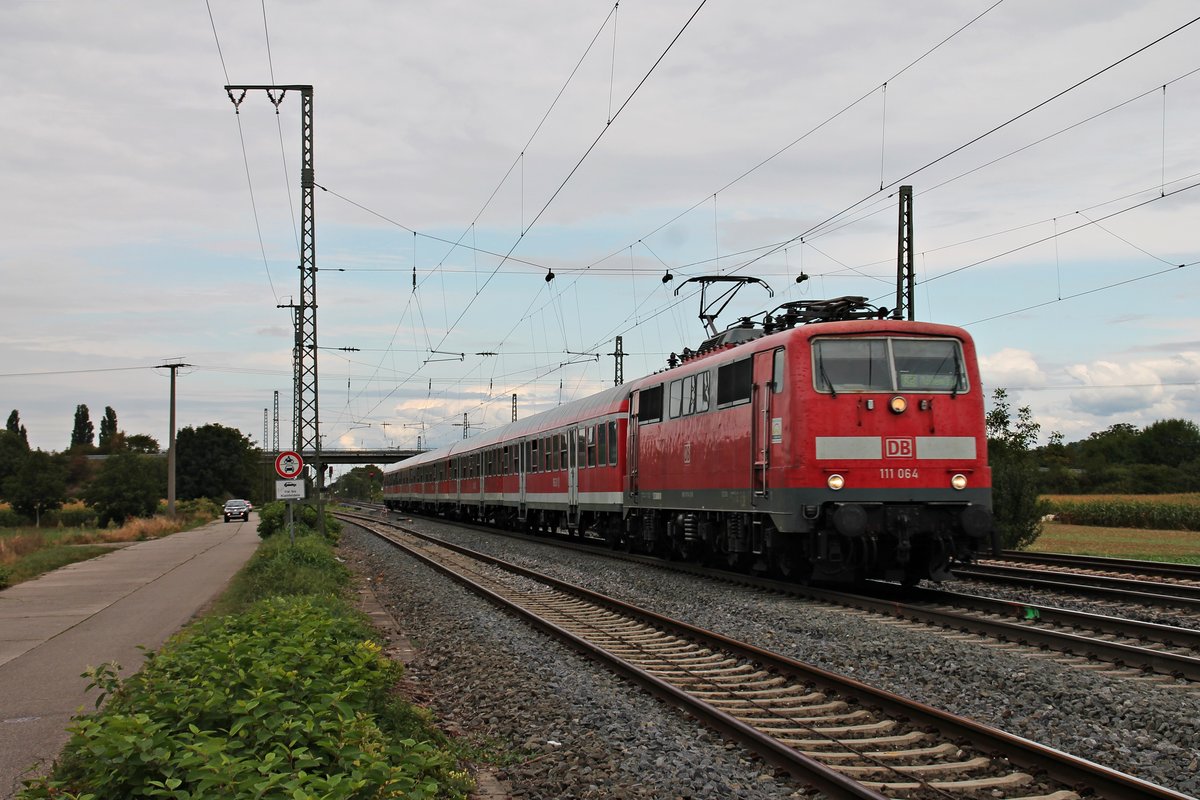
top-left (956, 564), bottom-right (1200, 610)
top-left (369, 506), bottom-right (1200, 679)
top-left (342, 514), bottom-right (887, 800)
top-left (339, 510), bottom-right (1193, 800)
top-left (998, 551), bottom-right (1200, 582)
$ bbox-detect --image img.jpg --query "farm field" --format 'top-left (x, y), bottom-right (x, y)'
top-left (1028, 521), bottom-right (1200, 565)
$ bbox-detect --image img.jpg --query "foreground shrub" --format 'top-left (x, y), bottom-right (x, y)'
top-left (220, 532), bottom-right (350, 611)
top-left (257, 499), bottom-right (342, 543)
top-left (20, 595), bottom-right (471, 799)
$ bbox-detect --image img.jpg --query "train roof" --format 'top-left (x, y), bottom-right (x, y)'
top-left (629, 317), bottom-right (976, 381)
top-left (388, 316), bottom-right (976, 472)
top-left (387, 382), bottom-right (629, 471)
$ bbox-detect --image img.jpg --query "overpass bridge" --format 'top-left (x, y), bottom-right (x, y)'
top-left (259, 448), bottom-right (425, 466)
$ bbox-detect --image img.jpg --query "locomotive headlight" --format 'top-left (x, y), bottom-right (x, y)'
top-left (951, 473), bottom-right (968, 490)
top-left (889, 396), bottom-right (908, 414)
top-left (827, 474), bottom-right (845, 491)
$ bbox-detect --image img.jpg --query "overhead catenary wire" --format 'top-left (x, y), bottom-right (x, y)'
top-left (219, 6), bottom-right (1197, 448)
top-left (206, 0), bottom-right (282, 305)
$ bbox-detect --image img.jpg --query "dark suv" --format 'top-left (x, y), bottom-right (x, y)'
top-left (223, 499), bottom-right (250, 522)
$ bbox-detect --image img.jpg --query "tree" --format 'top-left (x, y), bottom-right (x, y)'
top-left (1137, 418), bottom-right (1200, 468)
top-left (124, 433), bottom-right (161, 454)
top-left (1036, 430), bottom-right (1079, 494)
top-left (70, 404), bottom-right (95, 449)
top-left (330, 465), bottom-right (383, 501)
top-left (0, 429), bottom-right (31, 497)
top-left (98, 406), bottom-right (120, 453)
top-left (83, 452), bottom-right (164, 527)
top-left (175, 423), bottom-right (257, 501)
top-left (3, 450), bottom-right (67, 526)
top-left (986, 388), bottom-right (1045, 551)
top-left (6, 409), bottom-right (28, 446)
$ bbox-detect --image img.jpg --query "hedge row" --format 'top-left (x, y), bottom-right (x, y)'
top-left (19, 533), bottom-right (472, 799)
top-left (1044, 497), bottom-right (1200, 531)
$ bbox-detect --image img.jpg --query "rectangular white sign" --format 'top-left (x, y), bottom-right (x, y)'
top-left (276, 480), bottom-right (306, 500)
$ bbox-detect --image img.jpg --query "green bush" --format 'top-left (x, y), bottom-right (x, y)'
top-left (221, 533), bottom-right (350, 611)
top-left (175, 497), bottom-right (220, 520)
top-left (0, 505), bottom-right (27, 527)
top-left (1046, 498), bottom-right (1200, 531)
top-left (50, 504), bottom-right (99, 527)
top-left (257, 500), bottom-right (342, 543)
top-left (0, 564), bottom-right (10, 590)
top-left (19, 596), bottom-right (471, 799)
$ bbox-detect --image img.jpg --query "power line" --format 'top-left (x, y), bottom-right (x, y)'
top-left (206, 2), bottom-right (282, 304)
top-left (964, 259), bottom-right (1199, 327)
top-left (723, 14), bottom-right (1200, 277)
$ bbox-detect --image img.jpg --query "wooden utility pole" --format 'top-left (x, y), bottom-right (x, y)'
top-left (156, 362), bottom-right (190, 516)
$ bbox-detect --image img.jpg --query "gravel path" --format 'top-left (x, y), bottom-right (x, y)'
top-left (341, 517), bottom-right (1200, 799)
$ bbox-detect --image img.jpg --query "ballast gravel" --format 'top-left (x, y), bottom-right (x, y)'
top-left (340, 519), bottom-right (1200, 799)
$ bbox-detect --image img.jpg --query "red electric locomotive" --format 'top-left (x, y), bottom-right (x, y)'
top-left (383, 296), bottom-right (992, 584)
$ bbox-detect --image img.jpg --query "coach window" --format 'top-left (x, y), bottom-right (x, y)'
top-left (587, 425), bottom-right (597, 467)
top-left (638, 384), bottom-right (663, 424)
top-left (530, 439), bottom-right (539, 473)
top-left (717, 358), bottom-right (753, 407)
top-left (597, 422), bottom-right (607, 466)
top-left (577, 427), bottom-right (588, 467)
top-left (772, 347), bottom-right (785, 393)
top-left (559, 434), bottom-right (568, 469)
top-left (607, 420), bottom-right (618, 465)
top-left (696, 371), bottom-right (711, 412)
top-left (552, 434), bottom-right (561, 471)
top-left (542, 437), bottom-right (551, 472)
top-left (668, 379), bottom-right (684, 419)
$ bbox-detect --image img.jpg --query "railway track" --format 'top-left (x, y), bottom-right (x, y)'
top-left (955, 562), bottom-right (1200, 613)
top-left (840, 584), bottom-right (1200, 685)
top-left (997, 551), bottom-right (1200, 584)
top-left (338, 510), bottom-right (1190, 800)
top-left (357, 505), bottom-right (1200, 686)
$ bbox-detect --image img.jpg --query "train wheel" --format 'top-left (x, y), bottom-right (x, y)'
top-left (771, 542), bottom-right (807, 582)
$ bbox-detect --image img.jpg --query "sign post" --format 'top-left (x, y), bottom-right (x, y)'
top-left (275, 451), bottom-right (305, 544)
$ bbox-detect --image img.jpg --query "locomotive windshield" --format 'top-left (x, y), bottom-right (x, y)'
top-left (813, 337), bottom-right (967, 394)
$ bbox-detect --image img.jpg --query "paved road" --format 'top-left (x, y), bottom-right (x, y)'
top-left (0, 518), bottom-right (260, 798)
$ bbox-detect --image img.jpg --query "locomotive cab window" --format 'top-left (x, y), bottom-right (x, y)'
top-left (893, 339), bottom-right (967, 392)
top-left (813, 337), bottom-right (967, 394)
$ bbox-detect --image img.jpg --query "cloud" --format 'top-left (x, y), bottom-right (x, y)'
top-left (978, 348), bottom-right (1046, 389)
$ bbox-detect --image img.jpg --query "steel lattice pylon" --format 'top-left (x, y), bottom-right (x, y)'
top-left (226, 84), bottom-right (324, 534)
top-left (894, 184), bottom-right (915, 321)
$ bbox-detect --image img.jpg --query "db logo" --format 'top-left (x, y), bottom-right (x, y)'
top-left (884, 437), bottom-right (915, 459)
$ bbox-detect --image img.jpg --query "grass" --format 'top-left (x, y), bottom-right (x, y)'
top-left (1, 511), bottom-right (215, 589)
top-left (1027, 521), bottom-right (1200, 565)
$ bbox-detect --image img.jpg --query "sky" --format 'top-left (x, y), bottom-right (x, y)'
top-left (2, 1), bottom-right (1199, 467)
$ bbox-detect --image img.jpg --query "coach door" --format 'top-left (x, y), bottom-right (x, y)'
top-left (627, 391), bottom-right (641, 499)
top-left (567, 429), bottom-right (580, 525)
top-left (454, 456), bottom-right (462, 508)
top-left (751, 348), bottom-right (780, 499)
top-left (518, 440), bottom-right (528, 521)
